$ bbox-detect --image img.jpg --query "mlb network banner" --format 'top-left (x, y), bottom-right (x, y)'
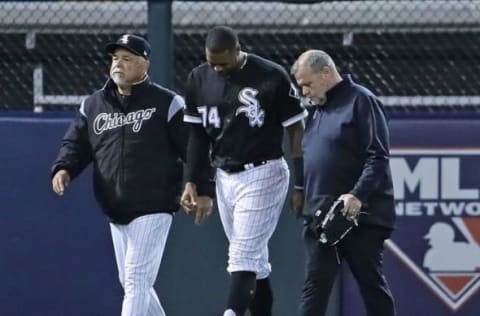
top-left (343, 115), bottom-right (480, 316)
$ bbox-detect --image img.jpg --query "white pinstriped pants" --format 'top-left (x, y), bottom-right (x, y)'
top-left (216, 158), bottom-right (289, 279)
top-left (110, 213), bottom-right (173, 316)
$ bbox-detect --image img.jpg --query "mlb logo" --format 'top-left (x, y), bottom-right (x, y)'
top-left (387, 149), bottom-right (480, 311)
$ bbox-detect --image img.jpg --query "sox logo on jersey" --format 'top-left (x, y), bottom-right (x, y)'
top-left (236, 87), bottom-right (265, 127)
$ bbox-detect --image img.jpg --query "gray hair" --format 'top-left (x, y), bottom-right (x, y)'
top-left (291, 50), bottom-right (336, 75)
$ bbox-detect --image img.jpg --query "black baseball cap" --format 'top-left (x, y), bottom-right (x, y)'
top-left (105, 34), bottom-right (151, 59)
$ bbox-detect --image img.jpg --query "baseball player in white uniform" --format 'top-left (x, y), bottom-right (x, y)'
top-left (180, 26), bottom-right (307, 316)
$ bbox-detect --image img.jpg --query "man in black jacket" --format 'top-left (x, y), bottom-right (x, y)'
top-left (51, 34), bottom-right (189, 316)
top-left (291, 50), bottom-right (396, 316)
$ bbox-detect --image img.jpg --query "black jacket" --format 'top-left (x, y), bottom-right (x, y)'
top-left (52, 76), bottom-right (188, 224)
top-left (303, 75), bottom-right (395, 229)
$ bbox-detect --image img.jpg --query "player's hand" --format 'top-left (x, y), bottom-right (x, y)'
top-left (180, 182), bottom-right (197, 212)
top-left (291, 189), bottom-right (304, 218)
top-left (193, 196), bottom-right (213, 225)
top-left (338, 193), bottom-right (362, 221)
top-left (52, 169), bottom-right (71, 196)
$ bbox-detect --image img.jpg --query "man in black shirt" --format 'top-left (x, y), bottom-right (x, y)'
top-left (52, 34), bottom-right (187, 316)
top-left (291, 50), bottom-right (396, 316)
top-left (180, 26), bottom-right (307, 316)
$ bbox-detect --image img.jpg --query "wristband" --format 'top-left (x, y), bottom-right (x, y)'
top-left (293, 156), bottom-right (304, 190)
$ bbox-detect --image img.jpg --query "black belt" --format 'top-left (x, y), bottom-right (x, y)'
top-left (220, 160), bottom-right (270, 174)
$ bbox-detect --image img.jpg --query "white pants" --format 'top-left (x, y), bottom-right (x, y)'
top-left (110, 213), bottom-right (173, 316)
top-left (216, 158), bottom-right (289, 279)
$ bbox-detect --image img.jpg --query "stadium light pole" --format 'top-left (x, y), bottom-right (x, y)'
top-left (147, 0), bottom-right (174, 89)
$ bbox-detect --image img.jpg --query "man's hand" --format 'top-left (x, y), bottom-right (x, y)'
top-left (180, 182), bottom-right (213, 224)
top-left (52, 169), bottom-right (71, 196)
top-left (193, 196), bottom-right (213, 224)
top-left (180, 182), bottom-right (197, 212)
top-left (291, 189), bottom-right (304, 218)
top-left (338, 193), bottom-right (362, 220)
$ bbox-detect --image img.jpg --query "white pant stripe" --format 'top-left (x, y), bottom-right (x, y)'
top-left (110, 213), bottom-right (172, 316)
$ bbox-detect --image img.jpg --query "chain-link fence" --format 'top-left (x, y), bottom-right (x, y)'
top-left (1, 1), bottom-right (480, 112)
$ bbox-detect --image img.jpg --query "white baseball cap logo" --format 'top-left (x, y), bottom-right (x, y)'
top-left (119, 35), bottom-right (130, 44)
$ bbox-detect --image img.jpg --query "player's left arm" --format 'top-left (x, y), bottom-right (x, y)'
top-left (349, 93), bottom-right (391, 203)
top-left (275, 67), bottom-right (308, 215)
top-left (286, 120), bottom-right (304, 185)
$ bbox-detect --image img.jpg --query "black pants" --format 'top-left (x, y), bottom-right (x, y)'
top-left (298, 224), bottom-right (395, 316)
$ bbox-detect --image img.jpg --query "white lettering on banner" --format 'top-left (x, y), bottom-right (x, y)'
top-left (391, 157), bottom-right (479, 201)
top-left (395, 202), bottom-right (480, 216)
top-left (93, 108), bottom-right (156, 135)
top-left (441, 158), bottom-right (479, 199)
top-left (391, 158), bottom-right (438, 199)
